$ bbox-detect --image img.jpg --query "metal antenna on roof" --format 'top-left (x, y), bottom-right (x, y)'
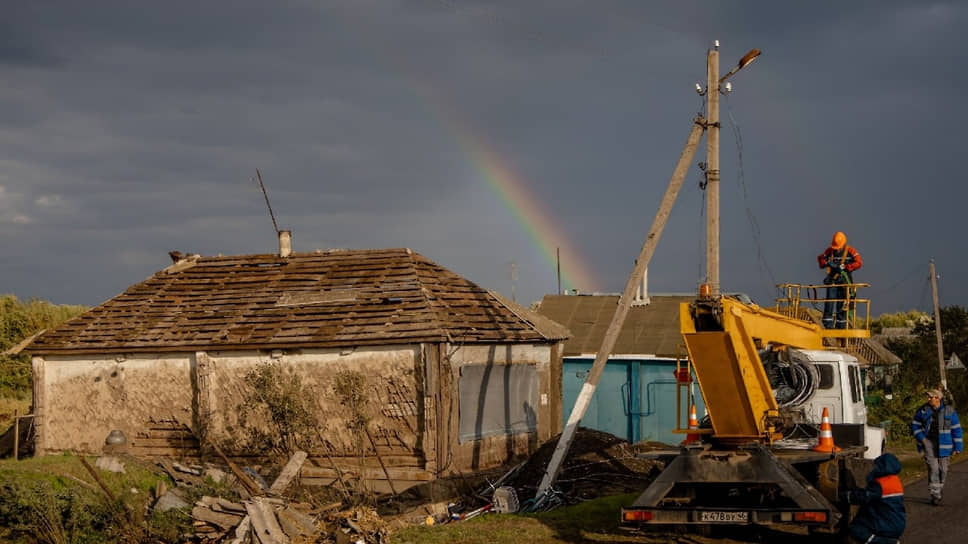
top-left (509, 260), bottom-right (518, 302)
top-left (556, 248), bottom-right (562, 295)
top-left (255, 169), bottom-right (279, 234)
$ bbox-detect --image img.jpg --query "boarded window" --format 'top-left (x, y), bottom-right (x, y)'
top-left (458, 364), bottom-right (539, 443)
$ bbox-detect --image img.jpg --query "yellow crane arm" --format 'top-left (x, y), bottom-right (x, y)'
top-left (680, 297), bottom-right (825, 442)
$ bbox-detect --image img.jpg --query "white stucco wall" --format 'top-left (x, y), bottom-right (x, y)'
top-left (33, 353), bottom-right (193, 453)
top-left (33, 345), bottom-right (422, 456)
top-left (32, 341), bottom-right (562, 477)
top-left (202, 346), bottom-right (421, 455)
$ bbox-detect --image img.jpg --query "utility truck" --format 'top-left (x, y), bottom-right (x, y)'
top-left (620, 289), bottom-right (885, 534)
top-left (535, 42), bottom-right (886, 537)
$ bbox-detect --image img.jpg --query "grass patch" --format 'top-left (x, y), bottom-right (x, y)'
top-left (390, 494), bottom-right (655, 544)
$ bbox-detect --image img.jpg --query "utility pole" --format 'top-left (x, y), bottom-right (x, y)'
top-left (532, 42), bottom-right (760, 504)
top-left (705, 43), bottom-right (721, 295)
top-left (535, 117), bottom-right (706, 502)
top-left (930, 260), bottom-right (947, 391)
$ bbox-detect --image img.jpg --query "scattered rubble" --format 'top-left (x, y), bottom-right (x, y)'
top-left (505, 427), bottom-right (666, 501)
top-left (146, 449), bottom-right (390, 543)
top-left (83, 428), bottom-right (666, 542)
top-left (374, 427), bottom-right (668, 528)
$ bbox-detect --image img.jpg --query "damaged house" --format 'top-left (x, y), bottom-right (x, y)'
top-left (27, 236), bottom-right (569, 492)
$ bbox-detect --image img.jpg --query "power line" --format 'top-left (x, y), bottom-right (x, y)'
top-left (867, 262), bottom-right (926, 298)
top-left (724, 95), bottom-right (778, 295)
top-left (918, 274), bottom-right (931, 313)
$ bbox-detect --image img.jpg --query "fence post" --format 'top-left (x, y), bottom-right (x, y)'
top-left (13, 410), bottom-right (19, 461)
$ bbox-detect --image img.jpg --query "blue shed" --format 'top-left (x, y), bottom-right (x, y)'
top-left (537, 293), bottom-right (705, 445)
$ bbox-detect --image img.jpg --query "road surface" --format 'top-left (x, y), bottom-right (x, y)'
top-left (903, 455), bottom-right (968, 544)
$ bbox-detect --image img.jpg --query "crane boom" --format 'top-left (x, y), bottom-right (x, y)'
top-left (682, 297), bottom-right (825, 441)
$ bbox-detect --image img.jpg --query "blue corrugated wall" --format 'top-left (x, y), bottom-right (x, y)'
top-left (562, 357), bottom-right (706, 445)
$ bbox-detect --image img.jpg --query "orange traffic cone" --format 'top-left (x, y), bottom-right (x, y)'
top-left (681, 404), bottom-right (701, 445)
top-left (813, 407), bottom-right (841, 453)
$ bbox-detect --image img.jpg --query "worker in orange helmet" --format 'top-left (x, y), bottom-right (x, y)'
top-left (817, 231), bottom-right (862, 329)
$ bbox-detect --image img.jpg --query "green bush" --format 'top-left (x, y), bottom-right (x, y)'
top-left (0, 477), bottom-right (129, 544)
top-left (0, 295), bottom-right (88, 397)
top-left (234, 361), bottom-right (321, 462)
top-left (0, 454), bottom-right (198, 544)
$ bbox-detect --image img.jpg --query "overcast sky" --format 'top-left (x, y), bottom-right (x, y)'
top-left (2, 1), bottom-right (965, 316)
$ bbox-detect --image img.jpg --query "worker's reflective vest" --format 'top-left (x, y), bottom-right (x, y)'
top-left (846, 456), bottom-right (905, 539)
top-left (875, 475), bottom-right (903, 500)
top-left (912, 402), bottom-right (963, 457)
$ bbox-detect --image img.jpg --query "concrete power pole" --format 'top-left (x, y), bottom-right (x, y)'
top-left (532, 42), bottom-right (760, 504)
top-left (705, 43), bottom-right (721, 295)
top-left (534, 118), bottom-right (706, 502)
top-left (930, 260), bottom-right (947, 391)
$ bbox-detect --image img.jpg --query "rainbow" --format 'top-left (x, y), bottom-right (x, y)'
top-left (407, 80), bottom-right (600, 294)
top-left (454, 129), bottom-right (600, 294)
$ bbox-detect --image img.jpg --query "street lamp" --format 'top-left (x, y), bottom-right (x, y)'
top-left (720, 48), bottom-right (762, 84)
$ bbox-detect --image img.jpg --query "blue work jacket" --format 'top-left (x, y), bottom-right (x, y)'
top-left (845, 453), bottom-right (906, 539)
top-left (911, 401), bottom-right (963, 457)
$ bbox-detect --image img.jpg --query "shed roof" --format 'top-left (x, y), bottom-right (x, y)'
top-left (535, 294), bottom-right (692, 358)
top-left (30, 248), bottom-right (568, 355)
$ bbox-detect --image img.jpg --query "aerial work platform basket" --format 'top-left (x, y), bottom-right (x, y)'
top-left (774, 282), bottom-right (872, 339)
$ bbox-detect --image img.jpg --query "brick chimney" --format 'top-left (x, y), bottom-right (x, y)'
top-left (279, 230), bottom-right (292, 258)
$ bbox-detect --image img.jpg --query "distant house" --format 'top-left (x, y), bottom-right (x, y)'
top-left (786, 308), bottom-right (903, 370)
top-left (28, 238), bottom-right (568, 492)
top-left (535, 293), bottom-right (703, 445)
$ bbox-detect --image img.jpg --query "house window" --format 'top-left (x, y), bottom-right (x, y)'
top-left (458, 364), bottom-right (539, 443)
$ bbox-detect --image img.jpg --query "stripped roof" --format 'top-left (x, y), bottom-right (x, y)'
top-left (535, 294), bottom-right (692, 358)
top-left (30, 248), bottom-right (568, 355)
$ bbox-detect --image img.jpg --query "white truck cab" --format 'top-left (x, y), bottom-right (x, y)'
top-left (789, 348), bottom-right (885, 459)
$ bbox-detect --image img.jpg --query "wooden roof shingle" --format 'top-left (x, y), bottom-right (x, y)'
top-left (30, 248), bottom-right (568, 355)
top-left (535, 294), bottom-right (692, 358)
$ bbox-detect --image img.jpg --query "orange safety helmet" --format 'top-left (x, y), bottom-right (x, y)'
top-left (830, 231), bottom-right (847, 249)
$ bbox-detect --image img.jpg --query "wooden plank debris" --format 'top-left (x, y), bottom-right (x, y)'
top-left (268, 450), bottom-right (307, 495)
top-left (210, 440), bottom-right (265, 497)
top-left (191, 505), bottom-right (245, 531)
top-left (212, 497), bottom-right (247, 515)
top-left (245, 497), bottom-right (290, 544)
top-left (156, 457), bottom-right (206, 487)
top-left (228, 516), bottom-right (251, 544)
top-left (277, 507), bottom-right (315, 538)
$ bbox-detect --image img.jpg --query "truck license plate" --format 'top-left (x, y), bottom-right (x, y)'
top-left (700, 511), bottom-right (748, 523)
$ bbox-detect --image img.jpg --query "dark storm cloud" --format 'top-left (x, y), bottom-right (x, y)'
top-left (1, 1), bottom-right (966, 314)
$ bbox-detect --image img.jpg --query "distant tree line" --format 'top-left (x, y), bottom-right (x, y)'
top-left (0, 295), bottom-right (88, 396)
top-left (870, 309), bottom-right (930, 334)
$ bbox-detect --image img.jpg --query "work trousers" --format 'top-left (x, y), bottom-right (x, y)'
top-left (823, 284), bottom-right (848, 329)
top-left (923, 437), bottom-right (950, 499)
top-left (848, 522), bottom-right (901, 544)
